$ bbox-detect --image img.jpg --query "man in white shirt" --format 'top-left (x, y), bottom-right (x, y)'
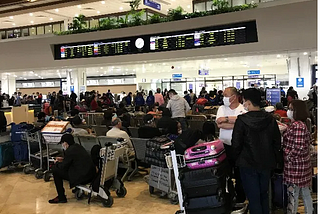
top-left (106, 118), bottom-right (133, 149)
top-left (216, 87), bottom-right (246, 203)
top-left (167, 89), bottom-right (191, 131)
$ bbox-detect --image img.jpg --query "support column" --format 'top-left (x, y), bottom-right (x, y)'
top-left (288, 53), bottom-right (316, 99)
top-left (1, 74), bottom-right (16, 96)
top-left (66, 68), bottom-right (87, 101)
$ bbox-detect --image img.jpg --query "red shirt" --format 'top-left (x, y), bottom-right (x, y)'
top-left (90, 100), bottom-right (98, 111)
top-left (275, 109), bottom-right (287, 117)
top-left (283, 121), bottom-right (312, 187)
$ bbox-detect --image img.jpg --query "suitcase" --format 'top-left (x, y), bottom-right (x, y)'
top-left (185, 140), bottom-right (226, 170)
top-left (271, 173), bottom-right (288, 208)
top-left (145, 136), bottom-right (171, 168)
top-left (184, 194), bottom-right (232, 214)
top-left (10, 123), bottom-right (34, 142)
top-left (13, 141), bottom-right (28, 162)
top-left (312, 174), bottom-right (317, 193)
top-left (0, 142), bottom-right (14, 168)
top-left (180, 163), bottom-right (230, 198)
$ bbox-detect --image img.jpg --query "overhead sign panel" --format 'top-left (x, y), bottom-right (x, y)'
top-left (54, 21), bottom-right (258, 60)
top-left (143, 0), bottom-right (161, 10)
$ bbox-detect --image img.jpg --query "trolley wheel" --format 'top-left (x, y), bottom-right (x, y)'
top-left (23, 166), bottom-right (32, 174)
top-left (43, 171), bottom-right (51, 182)
top-left (74, 189), bottom-right (84, 200)
top-left (102, 195), bottom-right (114, 207)
top-left (116, 186), bottom-right (127, 198)
top-left (149, 186), bottom-right (155, 194)
top-left (170, 194), bottom-right (179, 205)
top-left (35, 170), bottom-right (44, 179)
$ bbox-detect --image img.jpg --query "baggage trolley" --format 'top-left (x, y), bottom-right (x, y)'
top-left (23, 131), bottom-right (59, 179)
top-left (162, 143), bottom-right (248, 214)
top-left (42, 132), bottom-right (65, 182)
top-left (74, 142), bottom-right (127, 207)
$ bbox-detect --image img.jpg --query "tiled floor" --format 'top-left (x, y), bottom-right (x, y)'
top-left (0, 170), bottom-right (315, 214)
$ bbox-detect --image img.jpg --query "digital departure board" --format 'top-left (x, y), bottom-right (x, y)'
top-left (54, 20), bottom-right (258, 60)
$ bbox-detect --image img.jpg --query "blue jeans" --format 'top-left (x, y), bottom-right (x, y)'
top-left (240, 167), bottom-right (271, 214)
top-left (287, 184), bottom-right (313, 214)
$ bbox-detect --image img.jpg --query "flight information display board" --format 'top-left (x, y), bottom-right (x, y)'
top-left (54, 20), bottom-right (258, 60)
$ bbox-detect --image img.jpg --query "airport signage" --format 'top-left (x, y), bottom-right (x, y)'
top-left (199, 69), bottom-right (209, 75)
top-left (266, 88), bottom-right (281, 106)
top-left (143, 0), bottom-right (161, 10)
top-left (172, 74), bottom-right (182, 78)
top-left (296, 77), bottom-right (304, 88)
top-left (54, 21), bottom-right (258, 60)
top-left (247, 70), bottom-right (260, 75)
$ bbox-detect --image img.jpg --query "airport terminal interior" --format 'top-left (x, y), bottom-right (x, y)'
top-left (0, 0), bottom-right (318, 213)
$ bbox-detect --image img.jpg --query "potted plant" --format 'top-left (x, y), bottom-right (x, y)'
top-left (70, 14), bottom-right (87, 31)
top-left (99, 17), bottom-right (117, 30)
top-left (167, 6), bottom-right (185, 21)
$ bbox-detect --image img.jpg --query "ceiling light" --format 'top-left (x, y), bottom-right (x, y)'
top-left (29, 13), bottom-right (33, 16)
top-left (75, 14), bottom-right (79, 17)
top-left (77, 5), bottom-right (81, 8)
top-left (126, 69), bottom-right (128, 71)
top-left (100, 74), bottom-right (103, 76)
top-left (277, 54), bottom-right (281, 58)
top-left (97, 11), bottom-right (100, 14)
top-left (35, 74), bottom-right (38, 76)
top-left (30, 71), bottom-right (34, 73)
top-left (56, 70), bottom-right (59, 72)
top-left (9, 16), bottom-right (13, 19)
top-left (224, 58), bottom-right (228, 60)
top-left (101, 1), bottom-right (105, 4)
top-left (303, 52), bottom-right (308, 55)
top-left (50, 18), bottom-right (53, 21)
top-left (55, 9), bottom-right (59, 12)
top-left (97, 71), bottom-right (99, 72)
top-left (24, 78), bottom-right (27, 80)
top-left (100, 67), bottom-right (103, 69)
top-left (41, 77), bottom-right (44, 79)
top-left (12, 23), bottom-right (15, 26)
top-left (119, 7), bottom-right (123, 10)
top-left (30, 21), bottom-right (34, 24)
top-left (133, 69), bottom-right (136, 71)
top-left (162, 63), bottom-right (166, 65)
top-left (14, 75), bottom-right (17, 77)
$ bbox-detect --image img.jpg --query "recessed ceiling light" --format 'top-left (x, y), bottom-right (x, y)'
top-left (9, 16), bottom-right (13, 19)
top-left (303, 52), bottom-right (308, 55)
top-left (14, 75), bottom-right (17, 77)
top-left (100, 67), bottom-right (103, 69)
top-left (126, 69), bottom-right (128, 71)
top-left (30, 21), bottom-right (34, 24)
top-left (12, 23), bottom-right (15, 26)
top-left (97, 11), bottom-right (100, 14)
top-left (30, 71), bottom-right (34, 73)
top-left (224, 58), bottom-right (228, 60)
top-left (75, 14), bottom-right (79, 17)
top-left (119, 7), bottom-right (123, 10)
top-left (277, 54), bottom-right (281, 58)
top-left (56, 70), bottom-right (59, 72)
top-left (77, 5), bottom-right (81, 8)
top-left (24, 78), bottom-right (27, 80)
top-left (55, 9), bottom-right (59, 12)
top-left (50, 18), bottom-right (53, 21)
top-left (101, 1), bottom-right (105, 4)
top-left (97, 70), bottom-right (99, 72)
top-left (100, 74), bottom-right (103, 76)
top-left (29, 13), bottom-right (33, 16)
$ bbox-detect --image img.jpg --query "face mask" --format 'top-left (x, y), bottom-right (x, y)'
top-left (178, 130), bottom-right (182, 135)
top-left (287, 110), bottom-right (294, 121)
top-left (223, 97), bottom-right (231, 107)
top-left (62, 145), bottom-right (67, 150)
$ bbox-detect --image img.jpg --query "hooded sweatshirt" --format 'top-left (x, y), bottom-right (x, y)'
top-left (231, 111), bottom-right (281, 170)
top-left (167, 95), bottom-right (191, 118)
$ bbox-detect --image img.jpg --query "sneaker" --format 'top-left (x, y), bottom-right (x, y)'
top-left (48, 196), bottom-right (68, 204)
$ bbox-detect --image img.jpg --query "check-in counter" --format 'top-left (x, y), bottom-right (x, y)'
top-left (1, 105), bottom-right (34, 124)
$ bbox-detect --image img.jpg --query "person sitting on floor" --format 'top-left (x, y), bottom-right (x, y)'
top-left (138, 114), bottom-right (161, 139)
top-left (49, 134), bottom-right (96, 204)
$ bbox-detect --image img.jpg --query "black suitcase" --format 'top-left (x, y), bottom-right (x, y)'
top-left (185, 194), bottom-right (232, 214)
top-left (180, 163), bottom-right (230, 198)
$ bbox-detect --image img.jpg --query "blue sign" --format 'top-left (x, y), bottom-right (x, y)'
top-left (247, 70), bottom-right (260, 75)
top-left (296, 77), bottom-right (304, 88)
top-left (189, 84), bottom-right (193, 90)
top-left (266, 88), bottom-right (281, 106)
top-left (236, 82), bottom-right (241, 89)
top-left (172, 74), bottom-right (182, 78)
top-left (248, 75), bottom-right (259, 78)
top-left (70, 86), bottom-right (74, 92)
top-left (143, 0), bottom-right (161, 10)
top-left (173, 78), bottom-right (182, 81)
top-left (199, 69), bottom-right (209, 75)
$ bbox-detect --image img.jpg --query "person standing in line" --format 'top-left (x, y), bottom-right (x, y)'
top-left (231, 88), bottom-right (281, 214)
top-left (134, 92), bottom-right (145, 107)
top-left (146, 91), bottom-right (155, 108)
top-left (166, 89), bottom-right (190, 131)
top-left (183, 91), bottom-right (191, 105)
top-left (189, 89), bottom-right (196, 107)
top-left (154, 88), bottom-right (164, 106)
top-left (216, 87), bottom-right (246, 203)
top-left (283, 100), bottom-right (313, 214)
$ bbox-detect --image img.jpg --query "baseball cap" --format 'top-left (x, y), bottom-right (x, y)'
top-left (59, 134), bottom-right (75, 145)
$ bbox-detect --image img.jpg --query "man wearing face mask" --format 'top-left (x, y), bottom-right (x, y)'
top-left (216, 87), bottom-right (246, 203)
top-left (48, 134), bottom-right (96, 204)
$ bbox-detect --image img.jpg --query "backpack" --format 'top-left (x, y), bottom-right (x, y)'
top-left (174, 129), bottom-right (202, 155)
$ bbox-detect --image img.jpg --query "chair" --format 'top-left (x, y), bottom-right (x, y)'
top-left (128, 127), bottom-right (139, 138)
top-left (135, 114), bottom-right (145, 127)
top-left (93, 115), bottom-right (104, 126)
top-left (128, 138), bottom-right (149, 180)
top-left (75, 135), bottom-right (99, 153)
top-left (92, 125), bottom-right (108, 136)
top-left (187, 115), bottom-right (207, 131)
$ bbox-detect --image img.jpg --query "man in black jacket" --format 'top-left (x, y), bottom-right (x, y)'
top-left (48, 134), bottom-right (96, 204)
top-left (138, 114), bottom-right (161, 138)
top-left (231, 88), bottom-right (281, 214)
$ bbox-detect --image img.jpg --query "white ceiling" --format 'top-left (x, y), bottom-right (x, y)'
top-left (0, 0), bottom-right (193, 29)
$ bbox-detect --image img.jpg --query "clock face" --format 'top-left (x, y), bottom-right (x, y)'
top-left (135, 38), bottom-right (145, 49)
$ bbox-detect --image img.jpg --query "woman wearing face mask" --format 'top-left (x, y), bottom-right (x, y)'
top-left (283, 100), bottom-right (313, 214)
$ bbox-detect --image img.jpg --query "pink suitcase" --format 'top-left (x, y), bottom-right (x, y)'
top-left (184, 140), bottom-right (226, 170)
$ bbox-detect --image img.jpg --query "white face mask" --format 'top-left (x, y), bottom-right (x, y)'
top-left (287, 110), bottom-right (294, 121)
top-left (178, 130), bottom-right (182, 135)
top-left (223, 97), bottom-right (231, 107)
top-left (62, 145), bottom-right (67, 150)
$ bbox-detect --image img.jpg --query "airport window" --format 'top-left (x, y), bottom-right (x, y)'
top-left (22, 28), bottom-right (29, 37)
top-left (6, 30), bottom-right (14, 39)
top-left (53, 23), bottom-right (61, 33)
top-left (45, 25), bottom-right (53, 34)
top-left (13, 29), bottom-right (21, 38)
top-left (233, 0), bottom-right (246, 6)
top-left (90, 19), bottom-right (99, 28)
top-left (0, 31), bottom-right (6, 39)
top-left (37, 26), bottom-right (44, 35)
top-left (206, 1), bottom-right (214, 10)
top-left (194, 2), bottom-right (206, 12)
top-left (29, 27), bottom-right (36, 36)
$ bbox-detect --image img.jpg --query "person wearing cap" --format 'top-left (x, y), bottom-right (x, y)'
top-left (106, 118), bottom-right (133, 148)
top-left (48, 134), bottom-right (96, 204)
top-left (138, 114), bottom-right (161, 139)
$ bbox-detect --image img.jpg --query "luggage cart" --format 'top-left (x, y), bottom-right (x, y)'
top-left (162, 143), bottom-right (248, 214)
top-left (23, 131), bottom-right (59, 179)
top-left (41, 132), bottom-right (65, 182)
top-left (74, 142), bottom-right (127, 207)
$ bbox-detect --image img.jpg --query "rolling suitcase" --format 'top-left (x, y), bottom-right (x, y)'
top-left (0, 142), bottom-right (14, 168)
top-left (271, 173), bottom-right (288, 209)
top-left (180, 162), bottom-right (230, 198)
top-left (145, 136), bottom-right (171, 168)
top-left (185, 140), bottom-right (226, 170)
